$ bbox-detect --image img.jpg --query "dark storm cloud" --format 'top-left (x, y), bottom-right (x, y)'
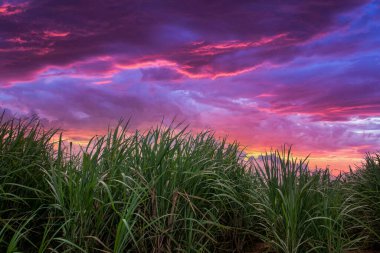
top-left (0, 0), bottom-right (369, 83)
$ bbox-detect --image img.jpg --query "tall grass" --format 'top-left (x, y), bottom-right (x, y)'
top-left (347, 153), bottom-right (380, 250)
top-left (46, 123), bottom-right (255, 252)
top-left (0, 114), bottom-right (57, 252)
top-left (0, 115), bottom-right (379, 252)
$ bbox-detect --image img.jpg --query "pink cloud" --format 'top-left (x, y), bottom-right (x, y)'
top-left (43, 31), bottom-right (70, 38)
top-left (189, 33), bottom-right (288, 56)
top-left (93, 80), bottom-right (112, 85)
top-left (6, 37), bottom-right (28, 43)
top-left (0, 2), bottom-right (28, 16)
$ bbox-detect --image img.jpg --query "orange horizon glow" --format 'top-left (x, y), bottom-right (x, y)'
top-left (0, 0), bottom-right (379, 172)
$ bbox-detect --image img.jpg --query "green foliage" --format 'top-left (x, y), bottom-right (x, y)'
top-left (251, 148), bottom-right (365, 253)
top-left (347, 152), bottom-right (380, 249)
top-left (0, 115), bottom-right (378, 252)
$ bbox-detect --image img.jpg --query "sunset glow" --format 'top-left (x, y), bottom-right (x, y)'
top-left (1, 0), bottom-right (379, 171)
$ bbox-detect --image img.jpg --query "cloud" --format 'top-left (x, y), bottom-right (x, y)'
top-left (0, 1), bottom-right (28, 16)
top-left (0, 0), bottom-right (370, 84)
top-left (0, 73), bottom-right (203, 131)
top-left (0, 0), bottom-right (379, 170)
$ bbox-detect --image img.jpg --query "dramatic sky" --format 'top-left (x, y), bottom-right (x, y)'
top-left (1, 0), bottom-right (379, 171)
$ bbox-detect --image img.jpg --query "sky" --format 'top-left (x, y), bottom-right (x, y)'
top-left (0, 0), bottom-right (379, 171)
